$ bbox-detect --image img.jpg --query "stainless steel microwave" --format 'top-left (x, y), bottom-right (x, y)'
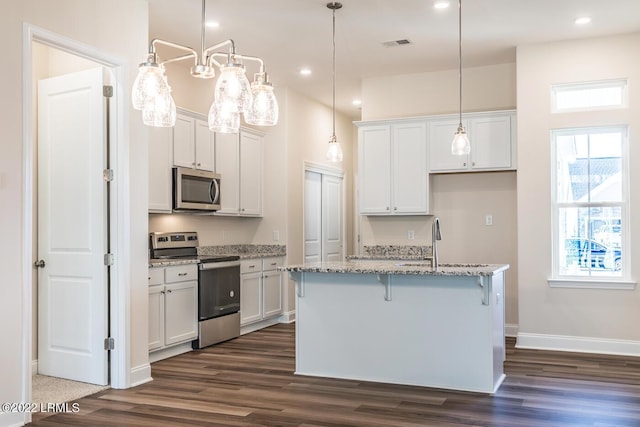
top-left (173, 167), bottom-right (221, 211)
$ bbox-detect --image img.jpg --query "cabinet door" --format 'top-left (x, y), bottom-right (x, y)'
top-left (359, 125), bottom-right (392, 214)
top-left (214, 132), bottom-right (240, 215)
top-left (262, 270), bottom-right (283, 319)
top-left (173, 114), bottom-right (196, 169)
top-left (240, 272), bottom-right (262, 325)
top-left (239, 131), bottom-right (263, 216)
top-left (148, 285), bottom-right (165, 351)
top-left (393, 122), bottom-right (428, 214)
top-left (164, 281), bottom-right (198, 345)
top-left (428, 118), bottom-right (469, 171)
top-left (195, 119), bottom-right (215, 171)
top-left (469, 115), bottom-right (512, 170)
top-left (148, 126), bottom-right (173, 212)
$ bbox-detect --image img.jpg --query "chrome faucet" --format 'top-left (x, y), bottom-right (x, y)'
top-left (432, 217), bottom-right (442, 270)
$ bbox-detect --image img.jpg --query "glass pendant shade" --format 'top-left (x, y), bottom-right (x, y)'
top-left (208, 99), bottom-right (240, 133)
top-left (245, 81), bottom-right (279, 126)
top-left (451, 126), bottom-right (471, 155)
top-left (215, 63), bottom-right (253, 113)
top-left (326, 135), bottom-right (343, 162)
top-left (142, 86), bottom-right (176, 127)
top-left (132, 64), bottom-right (167, 111)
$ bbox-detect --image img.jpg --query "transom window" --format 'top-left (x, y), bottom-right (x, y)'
top-left (551, 126), bottom-right (628, 280)
top-left (551, 79), bottom-right (627, 113)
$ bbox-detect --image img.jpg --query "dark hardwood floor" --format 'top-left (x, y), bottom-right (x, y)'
top-left (31, 323), bottom-right (640, 426)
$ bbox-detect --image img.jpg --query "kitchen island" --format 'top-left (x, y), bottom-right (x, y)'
top-left (281, 261), bottom-right (509, 394)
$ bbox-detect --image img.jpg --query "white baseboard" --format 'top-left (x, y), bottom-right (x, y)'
top-left (516, 332), bottom-right (640, 357)
top-left (0, 411), bottom-right (25, 427)
top-left (32, 359), bottom-right (38, 376)
top-left (279, 310), bottom-right (296, 323)
top-left (505, 323), bottom-right (519, 337)
top-left (148, 342), bottom-right (193, 364)
top-left (240, 317), bottom-right (280, 335)
top-left (129, 362), bottom-right (152, 388)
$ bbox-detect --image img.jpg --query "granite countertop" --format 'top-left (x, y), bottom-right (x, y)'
top-left (198, 244), bottom-right (286, 259)
top-left (346, 245), bottom-right (433, 261)
top-left (149, 258), bottom-right (198, 268)
top-left (280, 260), bottom-right (509, 277)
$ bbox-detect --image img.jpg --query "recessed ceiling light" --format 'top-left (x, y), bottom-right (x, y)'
top-left (352, 99), bottom-right (362, 106)
top-left (575, 16), bottom-right (592, 25)
top-left (300, 68), bottom-right (312, 76)
top-left (434, 1), bottom-right (450, 10)
top-left (206, 21), bottom-right (219, 28)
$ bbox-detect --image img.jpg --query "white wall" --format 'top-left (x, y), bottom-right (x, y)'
top-left (359, 63), bottom-right (519, 328)
top-left (516, 33), bottom-right (640, 352)
top-left (1, 2), bottom-right (148, 425)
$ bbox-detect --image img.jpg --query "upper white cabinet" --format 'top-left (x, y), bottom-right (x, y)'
top-left (173, 110), bottom-right (215, 171)
top-left (428, 111), bottom-right (516, 173)
top-left (215, 128), bottom-right (264, 217)
top-left (148, 125), bottom-right (173, 213)
top-left (358, 120), bottom-right (429, 215)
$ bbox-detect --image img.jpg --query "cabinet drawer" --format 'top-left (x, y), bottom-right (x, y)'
top-left (262, 257), bottom-right (283, 271)
top-left (148, 267), bottom-right (164, 286)
top-left (241, 259), bottom-right (261, 274)
top-left (165, 264), bottom-right (198, 283)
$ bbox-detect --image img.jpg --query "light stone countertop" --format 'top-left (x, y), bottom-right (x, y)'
top-left (149, 258), bottom-right (198, 268)
top-left (280, 260), bottom-right (509, 277)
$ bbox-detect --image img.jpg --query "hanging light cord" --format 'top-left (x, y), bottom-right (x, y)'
top-left (331, 2), bottom-right (337, 139)
top-left (457, 0), bottom-right (463, 129)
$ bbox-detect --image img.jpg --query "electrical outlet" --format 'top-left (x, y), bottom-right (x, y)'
top-left (485, 215), bottom-right (493, 226)
top-left (408, 230), bottom-right (415, 240)
top-left (273, 230), bottom-right (280, 241)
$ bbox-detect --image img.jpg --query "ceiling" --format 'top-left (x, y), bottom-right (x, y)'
top-left (148, 0), bottom-right (640, 119)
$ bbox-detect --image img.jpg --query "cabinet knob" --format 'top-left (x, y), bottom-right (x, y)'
top-left (192, 162), bottom-right (196, 166)
top-left (472, 162), bottom-right (475, 167)
top-left (178, 272), bottom-right (188, 276)
top-left (160, 290), bottom-right (165, 294)
top-left (386, 206), bottom-right (390, 211)
top-left (394, 207), bottom-right (397, 211)
top-left (167, 289), bottom-right (173, 293)
top-left (197, 163), bottom-right (201, 166)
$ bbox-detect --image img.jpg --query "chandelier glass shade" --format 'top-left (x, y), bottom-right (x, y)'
top-left (132, 0), bottom-right (278, 133)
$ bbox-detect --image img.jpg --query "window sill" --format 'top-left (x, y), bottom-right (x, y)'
top-left (548, 278), bottom-right (636, 290)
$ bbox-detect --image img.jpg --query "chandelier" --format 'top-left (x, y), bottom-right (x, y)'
top-left (131, 0), bottom-right (279, 133)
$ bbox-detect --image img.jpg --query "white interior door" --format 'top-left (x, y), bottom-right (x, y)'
top-left (37, 67), bottom-right (108, 385)
top-left (304, 168), bottom-right (343, 263)
top-left (322, 174), bottom-right (343, 261)
top-left (304, 171), bottom-right (322, 262)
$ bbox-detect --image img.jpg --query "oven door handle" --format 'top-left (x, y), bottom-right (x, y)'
top-left (199, 260), bottom-right (240, 270)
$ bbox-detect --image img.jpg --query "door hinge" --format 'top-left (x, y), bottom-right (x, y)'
top-left (103, 169), bottom-right (114, 182)
top-left (104, 253), bottom-right (114, 266)
top-left (104, 337), bottom-right (115, 351)
top-left (103, 85), bottom-right (113, 98)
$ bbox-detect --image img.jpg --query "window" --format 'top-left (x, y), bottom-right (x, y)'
top-left (551, 79), bottom-right (627, 113)
top-left (551, 126), bottom-right (628, 283)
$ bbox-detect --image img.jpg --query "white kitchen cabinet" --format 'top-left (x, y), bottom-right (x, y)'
top-left (428, 111), bottom-right (516, 173)
top-left (173, 110), bottom-right (215, 171)
top-left (148, 264), bottom-right (198, 353)
top-left (240, 257), bottom-right (283, 326)
top-left (357, 120), bottom-right (429, 215)
top-left (214, 128), bottom-right (264, 217)
top-left (148, 125), bottom-right (173, 213)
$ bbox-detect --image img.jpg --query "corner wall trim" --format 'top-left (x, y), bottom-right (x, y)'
top-left (505, 323), bottom-right (519, 337)
top-left (129, 363), bottom-right (152, 388)
top-left (516, 332), bottom-right (640, 357)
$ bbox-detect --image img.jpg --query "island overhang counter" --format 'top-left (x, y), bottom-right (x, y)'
top-left (280, 261), bottom-right (510, 394)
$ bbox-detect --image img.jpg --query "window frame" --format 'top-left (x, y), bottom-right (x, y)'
top-left (549, 125), bottom-right (633, 289)
top-left (551, 79), bottom-right (628, 113)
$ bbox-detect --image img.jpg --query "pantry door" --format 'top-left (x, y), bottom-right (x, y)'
top-left (37, 67), bottom-right (109, 385)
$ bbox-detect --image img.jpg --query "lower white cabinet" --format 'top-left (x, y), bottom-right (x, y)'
top-left (240, 257), bottom-right (283, 326)
top-left (148, 264), bottom-right (198, 352)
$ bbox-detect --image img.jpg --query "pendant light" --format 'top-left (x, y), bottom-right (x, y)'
top-left (326, 2), bottom-right (343, 163)
top-left (451, 0), bottom-right (471, 155)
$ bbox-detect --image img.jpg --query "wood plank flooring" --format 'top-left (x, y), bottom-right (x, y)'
top-left (31, 323), bottom-right (640, 426)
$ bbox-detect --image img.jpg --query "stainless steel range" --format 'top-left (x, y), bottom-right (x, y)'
top-left (149, 232), bottom-right (241, 349)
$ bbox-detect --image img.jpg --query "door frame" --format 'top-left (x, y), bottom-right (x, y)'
top-left (21, 22), bottom-right (130, 416)
top-left (302, 161), bottom-right (346, 262)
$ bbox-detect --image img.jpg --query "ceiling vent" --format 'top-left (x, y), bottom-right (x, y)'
top-left (382, 39), bottom-right (413, 48)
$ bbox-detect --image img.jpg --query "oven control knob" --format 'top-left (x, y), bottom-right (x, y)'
top-left (229, 290), bottom-right (235, 297)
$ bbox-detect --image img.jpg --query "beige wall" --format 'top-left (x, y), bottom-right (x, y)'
top-left (359, 63), bottom-right (519, 328)
top-left (517, 33), bottom-right (640, 343)
top-left (1, 1), bottom-right (148, 422)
